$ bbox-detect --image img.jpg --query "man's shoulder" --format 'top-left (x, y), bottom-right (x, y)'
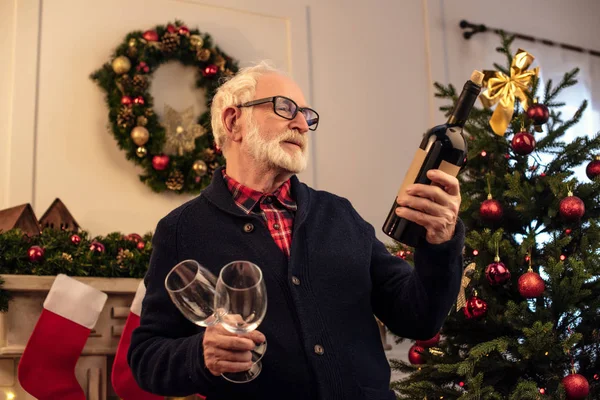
top-left (155, 194), bottom-right (206, 231)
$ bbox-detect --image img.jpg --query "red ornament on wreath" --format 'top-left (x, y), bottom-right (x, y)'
top-left (480, 194), bottom-right (503, 223)
top-left (518, 268), bottom-right (545, 298)
top-left (126, 233), bottom-right (143, 243)
top-left (485, 256), bottom-right (511, 286)
top-left (526, 102), bottom-right (549, 125)
top-left (133, 96), bottom-right (145, 105)
top-left (136, 241), bottom-right (146, 250)
top-left (166, 24), bottom-right (177, 33)
top-left (562, 373), bottom-right (589, 399)
top-left (511, 131), bottom-right (536, 155)
top-left (415, 332), bottom-right (440, 348)
top-left (408, 345), bottom-right (426, 365)
top-left (559, 190), bottom-right (585, 221)
top-left (136, 62), bottom-right (150, 73)
top-left (178, 26), bottom-right (190, 36)
top-left (152, 154), bottom-right (170, 171)
top-left (90, 241), bottom-right (105, 253)
top-left (70, 234), bottom-right (81, 245)
top-left (586, 156), bottom-right (600, 180)
top-left (202, 65), bottom-right (219, 78)
top-left (28, 246), bottom-right (45, 262)
top-left (463, 295), bottom-right (488, 319)
top-left (121, 96), bottom-right (132, 105)
top-left (142, 30), bottom-right (159, 42)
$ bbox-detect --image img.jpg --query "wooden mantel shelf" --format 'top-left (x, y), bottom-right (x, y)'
top-left (0, 274), bottom-right (141, 293)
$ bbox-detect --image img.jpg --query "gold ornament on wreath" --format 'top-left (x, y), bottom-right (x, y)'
top-left (91, 20), bottom-right (238, 193)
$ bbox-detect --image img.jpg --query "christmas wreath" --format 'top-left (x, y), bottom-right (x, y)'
top-left (91, 21), bottom-right (238, 194)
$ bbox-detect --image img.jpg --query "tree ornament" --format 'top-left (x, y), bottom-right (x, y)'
top-left (70, 234), bottom-right (81, 245)
top-left (133, 96), bottom-right (145, 105)
top-left (136, 241), bottom-right (146, 250)
top-left (27, 246), bottom-right (45, 262)
top-left (562, 373), bottom-right (589, 399)
top-left (408, 345), bottom-right (426, 365)
top-left (142, 30), bottom-right (159, 42)
top-left (136, 61), bottom-right (150, 73)
top-left (126, 233), bottom-right (143, 243)
top-left (136, 147), bottom-right (147, 158)
top-left (463, 293), bottom-right (488, 319)
top-left (202, 64), bottom-right (219, 78)
top-left (197, 48), bottom-right (211, 62)
top-left (559, 189), bottom-right (585, 221)
top-left (518, 270), bottom-right (545, 298)
top-left (163, 105), bottom-right (206, 156)
top-left (192, 160), bottom-right (208, 176)
top-left (112, 56), bottom-right (131, 75)
top-left (136, 116), bottom-right (148, 127)
top-left (526, 100), bottom-right (550, 125)
top-left (415, 332), bottom-right (440, 348)
top-left (190, 34), bottom-right (204, 49)
top-left (166, 170), bottom-right (185, 191)
top-left (456, 263), bottom-right (476, 311)
top-left (152, 155), bottom-right (170, 171)
top-left (511, 131), bottom-right (536, 155)
top-left (480, 194), bottom-right (503, 223)
top-left (89, 241), bottom-right (105, 253)
top-left (121, 96), bottom-right (133, 105)
top-left (485, 245), bottom-right (511, 286)
top-left (585, 156), bottom-right (600, 180)
top-left (130, 126), bottom-right (150, 146)
top-left (178, 25), bottom-right (190, 36)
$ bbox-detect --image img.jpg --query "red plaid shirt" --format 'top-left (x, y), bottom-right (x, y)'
top-left (222, 170), bottom-right (297, 257)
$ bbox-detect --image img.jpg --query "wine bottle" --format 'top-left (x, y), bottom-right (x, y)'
top-left (382, 70), bottom-right (484, 247)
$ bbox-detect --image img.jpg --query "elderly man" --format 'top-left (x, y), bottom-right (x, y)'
top-left (129, 62), bottom-right (464, 400)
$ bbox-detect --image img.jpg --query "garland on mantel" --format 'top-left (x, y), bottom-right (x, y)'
top-left (0, 228), bottom-right (153, 311)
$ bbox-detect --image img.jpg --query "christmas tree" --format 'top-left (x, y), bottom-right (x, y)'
top-left (389, 34), bottom-right (600, 399)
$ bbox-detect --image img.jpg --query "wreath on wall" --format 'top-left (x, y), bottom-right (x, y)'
top-left (91, 21), bottom-right (238, 194)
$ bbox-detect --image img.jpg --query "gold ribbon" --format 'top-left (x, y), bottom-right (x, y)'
top-left (456, 263), bottom-right (476, 311)
top-left (479, 48), bottom-right (539, 136)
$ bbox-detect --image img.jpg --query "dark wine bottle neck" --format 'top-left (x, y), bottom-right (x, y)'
top-left (447, 80), bottom-right (482, 127)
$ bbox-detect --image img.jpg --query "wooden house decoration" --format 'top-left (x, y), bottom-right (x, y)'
top-left (0, 203), bottom-right (41, 236)
top-left (39, 198), bottom-right (80, 231)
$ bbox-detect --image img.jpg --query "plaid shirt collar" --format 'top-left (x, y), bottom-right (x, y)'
top-left (222, 170), bottom-right (297, 214)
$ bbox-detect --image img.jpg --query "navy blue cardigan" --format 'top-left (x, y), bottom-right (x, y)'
top-left (129, 167), bottom-right (464, 400)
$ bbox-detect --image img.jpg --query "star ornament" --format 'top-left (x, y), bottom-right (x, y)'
top-left (163, 104), bottom-right (206, 156)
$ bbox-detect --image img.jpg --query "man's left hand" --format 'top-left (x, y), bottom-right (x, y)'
top-left (395, 169), bottom-right (461, 245)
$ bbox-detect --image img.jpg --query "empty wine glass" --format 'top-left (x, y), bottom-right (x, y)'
top-left (165, 259), bottom-right (266, 383)
top-left (214, 260), bottom-right (268, 383)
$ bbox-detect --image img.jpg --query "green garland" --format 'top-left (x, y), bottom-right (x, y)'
top-left (91, 20), bottom-right (239, 194)
top-left (0, 228), bottom-right (153, 311)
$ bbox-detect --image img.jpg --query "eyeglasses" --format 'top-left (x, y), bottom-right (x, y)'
top-left (237, 96), bottom-right (319, 131)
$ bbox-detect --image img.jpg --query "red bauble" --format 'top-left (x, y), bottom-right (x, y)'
top-left (526, 103), bottom-right (549, 125)
top-left (137, 241), bottom-right (146, 250)
top-left (136, 62), bottom-right (150, 73)
top-left (463, 296), bottom-right (488, 319)
top-left (133, 96), bottom-right (145, 105)
top-left (408, 345), bottom-right (426, 365)
top-left (479, 198), bottom-right (503, 222)
top-left (167, 24), bottom-right (177, 33)
top-left (562, 373), bottom-right (589, 399)
top-left (202, 64), bottom-right (219, 77)
top-left (126, 233), bottom-right (143, 243)
top-left (511, 131), bottom-right (536, 155)
top-left (89, 241), bottom-right (105, 253)
top-left (586, 158), bottom-right (600, 180)
top-left (178, 26), bottom-right (190, 36)
top-left (152, 155), bottom-right (170, 171)
top-left (121, 96), bottom-right (132, 105)
top-left (485, 261), bottom-right (511, 286)
top-left (70, 234), bottom-right (81, 245)
top-left (142, 30), bottom-right (159, 42)
top-left (559, 194), bottom-right (585, 221)
top-left (518, 271), bottom-right (545, 298)
top-left (415, 332), bottom-right (440, 348)
top-left (27, 246), bottom-right (45, 262)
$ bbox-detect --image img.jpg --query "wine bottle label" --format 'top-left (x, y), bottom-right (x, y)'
top-left (396, 150), bottom-right (461, 199)
top-left (396, 148), bottom-right (427, 199)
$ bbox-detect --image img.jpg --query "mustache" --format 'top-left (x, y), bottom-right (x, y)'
top-left (278, 130), bottom-right (307, 149)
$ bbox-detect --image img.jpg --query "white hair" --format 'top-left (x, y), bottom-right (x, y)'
top-left (210, 61), bottom-right (284, 155)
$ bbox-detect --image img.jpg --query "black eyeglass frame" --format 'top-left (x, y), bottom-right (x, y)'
top-left (236, 96), bottom-right (319, 131)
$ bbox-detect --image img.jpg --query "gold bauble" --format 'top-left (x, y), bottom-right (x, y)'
top-left (128, 38), bottom-right (137, 47)
top-left (112, 56), bottom-right (131, 75)
top-left (190, 35), bottom-right (204, 48)
top-left (136, 146), bottom-right (147, 158)
top-left (136, 116), bottom-right (148, 126)
top-left (197, 48), bottom-right (211, 62)
top-left (192, 160), bottom-right (208, 176)
top-left (131, 126), bottom-right (150, 146)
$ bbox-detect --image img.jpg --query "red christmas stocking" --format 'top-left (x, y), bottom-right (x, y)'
top-left (111, 280), bottom-right (162, 400)
top-left (18, 274), bottom-right (107, 400)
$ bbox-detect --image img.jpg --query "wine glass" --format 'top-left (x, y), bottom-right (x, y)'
top-left (164, 259), bottom-right (266, 383)
top-left (214, 260), bottom-right (268, 383)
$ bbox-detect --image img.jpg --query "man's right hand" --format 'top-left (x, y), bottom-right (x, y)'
top-left (203, 324), bottom-right (266, 376)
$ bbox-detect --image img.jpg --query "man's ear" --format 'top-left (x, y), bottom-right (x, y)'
top-left (222, 106), bottom-right (243, 142)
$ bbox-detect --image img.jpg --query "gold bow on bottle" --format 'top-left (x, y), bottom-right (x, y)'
top-left (479, 48), bottom-right (539, 136)
top-left (456, 263), bottom-right (476, 311)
